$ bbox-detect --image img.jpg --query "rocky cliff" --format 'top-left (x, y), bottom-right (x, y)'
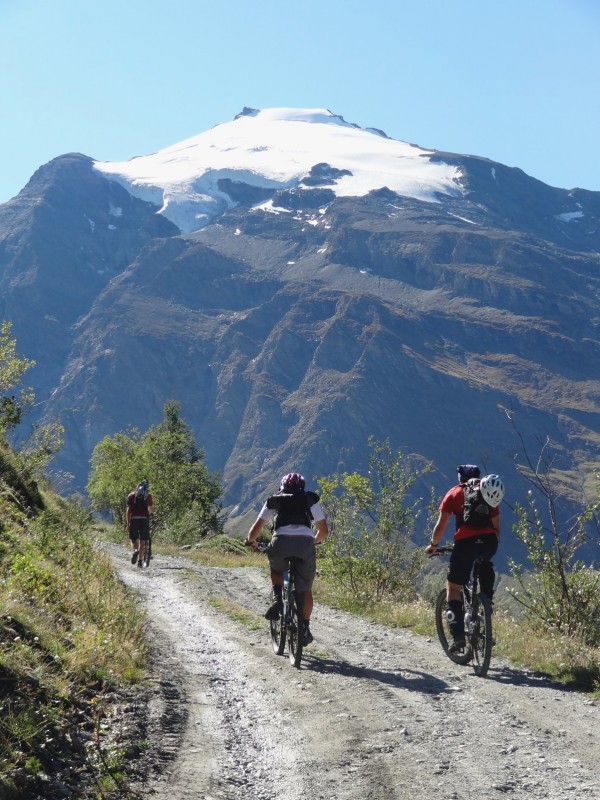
top-left (1, 115), bottom-right (599, 544)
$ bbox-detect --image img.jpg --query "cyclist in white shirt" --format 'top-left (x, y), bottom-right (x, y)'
top-left (245, 472), bottom-right (329, 645)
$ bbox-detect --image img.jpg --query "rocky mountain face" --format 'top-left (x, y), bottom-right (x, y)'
top-left (1, 121), bottom-right (599, 552)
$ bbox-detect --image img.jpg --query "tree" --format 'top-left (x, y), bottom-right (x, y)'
top-left (0, 321), bottom-right (35, 433)
top-left (139, 401), bottom-right (223, 541)
top-left (17, 421), bottom-right (65, 480)
top-left (317, 438), bottom-right (431, 604)
top-left (0, 321), bottom-right (63, 486)
top-left (87, 401), bottom-right (223, 542)
top-left (87, 430), bottom-right (143, 526)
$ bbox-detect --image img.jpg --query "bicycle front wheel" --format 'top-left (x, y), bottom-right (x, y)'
top-left (287, 591), bottom-right (303, 669)
top-left (269, 589), bottom-right (286, 656)
top-left (435, 589), bottom-right (472, 666)
top-left (470, 594), bottom-right (493, 677)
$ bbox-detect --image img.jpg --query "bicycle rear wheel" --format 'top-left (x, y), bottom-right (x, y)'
top-left (435, 589), bottom-right (472, 665)
top-left (470, 594), bottom-right (493, 677)
top-left (287, 591), bottom-right (303, 668)
top-left (269, 588), bottom-right (286, 656)
top-left (143, 537), bottom-right (152, 568)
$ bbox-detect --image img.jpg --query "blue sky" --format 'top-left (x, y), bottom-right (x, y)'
top-left (1, 0), bottom-right (599, 204)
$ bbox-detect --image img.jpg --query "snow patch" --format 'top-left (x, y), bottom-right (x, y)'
top-left (556, 211), bottom-right (584, 222)
top-left (448, 212), bottom-right (478, 225)
top-left (93, 107), bottom-right (463, 234)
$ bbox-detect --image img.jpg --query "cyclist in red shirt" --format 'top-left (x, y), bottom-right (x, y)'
top-left (426, 465), bottom-right (504, 652)
top-left (126, 481), bottom-right (155, 568)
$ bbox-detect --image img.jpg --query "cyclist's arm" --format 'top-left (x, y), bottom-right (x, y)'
top-left (313, 518), bottom-right (329, 544)
top-left (245, 517), bottom-right (268, 548)
top-left (426, 510), bottom-right (452, 553)
top-left (492, 514), bottom-right (500, 536)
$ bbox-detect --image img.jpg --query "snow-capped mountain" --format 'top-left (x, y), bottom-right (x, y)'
top-left (93, 107), bottom-right (463, 233)
top-left (1, 107), bottom-right (599, 559)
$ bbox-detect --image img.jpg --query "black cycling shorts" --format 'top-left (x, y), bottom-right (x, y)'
top-left (267, 534), bottom-right (316, 593)
top-left (447, 534), bottom-right (498, 590)
top-left (129, 517), bottom-right (150, 541)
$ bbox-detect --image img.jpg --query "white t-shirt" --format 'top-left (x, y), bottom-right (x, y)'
top-left (258, 500), bottom-right (325, 537)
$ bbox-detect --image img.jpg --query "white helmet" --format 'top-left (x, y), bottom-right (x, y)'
top-left (480, 474), bottom-right (504, 507)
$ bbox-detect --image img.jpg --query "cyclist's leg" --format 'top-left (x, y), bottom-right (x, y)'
top-left (302, 590), bottom-right (314, 620)
top-left (447, 541), bottom-right (474, 647)
top-left (266, 569), bottom-right (284, 617)
top-left (476, 535), bottom-right (499, 600)
top-left (129, 520), bottom-right (141, 564)
top-left (446, 581), bottom-right (462, 602)
top-left (289, 538), bottom-right (316, 644)
top-left (265, 536), bottom-right (288, 618)
top-left (270, 568), bottom-right (284, 587)
top-left (137, 518), bottom-right (150, 566)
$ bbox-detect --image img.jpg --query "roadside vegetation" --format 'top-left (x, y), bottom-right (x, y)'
top-left (0, 326), bottom-right (144, 799)
top-left (1, 321), bottom-right (599, 800)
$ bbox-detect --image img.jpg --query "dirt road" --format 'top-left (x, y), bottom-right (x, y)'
top-left (110, 547), bottom-right (599, 800)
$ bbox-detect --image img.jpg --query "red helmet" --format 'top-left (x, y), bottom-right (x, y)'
top-left (280, 472), bottom-right (305, 492)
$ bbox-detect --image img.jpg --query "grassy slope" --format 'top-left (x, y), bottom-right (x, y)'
top-left (0, 440), bottom-right (144, 800)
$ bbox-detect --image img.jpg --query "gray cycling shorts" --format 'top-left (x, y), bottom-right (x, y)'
top-left (267, 535), bottom-right (317, 592)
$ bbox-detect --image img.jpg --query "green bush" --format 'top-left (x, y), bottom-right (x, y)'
top-left (317, 438), bottom-right (431, 604)
top-left (510, 495), bottom-right (600, 646)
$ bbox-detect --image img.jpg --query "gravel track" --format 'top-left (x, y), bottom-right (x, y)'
top-left (109, 546), bottom-right (599, 800)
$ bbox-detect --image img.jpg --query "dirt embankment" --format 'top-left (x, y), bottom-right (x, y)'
top-left (108, 546), bottom-right (599, 800)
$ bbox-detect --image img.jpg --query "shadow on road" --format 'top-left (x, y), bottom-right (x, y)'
top-left (302, 653), bottom-right (454, 695)
top-left (488, 664), bottom-right (589, 693)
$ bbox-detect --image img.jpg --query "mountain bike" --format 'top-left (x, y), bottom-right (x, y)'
top-left (269, 557), bottom-right (304, 669)
top-left (431, 545), bottom-right (493, 677)
top-left (249, 543), bottom-right (305, 668)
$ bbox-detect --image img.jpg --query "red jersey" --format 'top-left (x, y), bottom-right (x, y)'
top-left (127, 491), bottom-right (153, 518)
top-left (439, 484), bottom-right (499, 541)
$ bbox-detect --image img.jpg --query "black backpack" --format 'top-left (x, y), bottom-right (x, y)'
top-left (266, 490), bottom-right (319, 530)
top-left (130, 486), bottom-right (148, 515)
top-left (461, 479), bottom-right (492, 528)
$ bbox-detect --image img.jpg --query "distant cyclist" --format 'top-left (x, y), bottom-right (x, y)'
top-left (126, 481), bottom-right (154, 568)
top-left (426, 465), bottom-right (504, 652)
top-left (245, 472), bottom-right (329, 646)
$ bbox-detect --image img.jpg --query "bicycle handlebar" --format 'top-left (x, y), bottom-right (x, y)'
top-left (244, 540), bottom-right (269, 553)
top-left (428, 545), bottom-right (454, 556)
